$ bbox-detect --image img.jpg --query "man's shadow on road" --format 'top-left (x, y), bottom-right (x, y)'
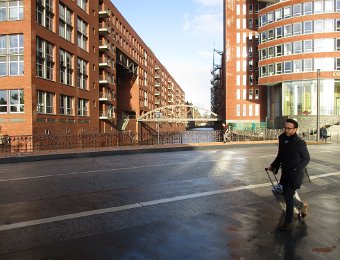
top-left (272, 212), bottom-right (308, 260)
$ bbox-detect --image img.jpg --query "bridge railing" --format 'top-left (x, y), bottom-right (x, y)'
top-left (0, 129), bottom-right (287, 154)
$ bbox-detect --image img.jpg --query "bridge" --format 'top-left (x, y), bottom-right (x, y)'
top-left (137, 105), bottom-right (221, 123)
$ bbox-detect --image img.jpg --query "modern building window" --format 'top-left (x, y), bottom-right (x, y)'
top-left (0, 34), bottom-right (24, 76)
top-left (314, 20), bottom-right (324, 32)
top-left (276, 26), bottom-right (282, 38)
top-left (293, 60), bottom-right (302, 72)
top-left (293, 23), bottom-right (302, 35)
top-left (284, 24), bottom-right (292, 37)
top-left (337, 0), bottom-right (340, 12)
top-left (59, 3), bottom-right (73, 42)
top-left (337, 39), bottom-right (340, 51)
top-left (284, 6), bottom-right (291, 18)
top-left (276, 62), bottom-right (282, 74)
top-left (77, 17), bottom-right (88, 51)
top-left (293, 41), bottom-right (302, 54)
top-left (77, 58), bottom-right (88, 89)
top-left (249, 104), bottom-right (253, 116)
top-left (268, 46), bottom-right (274, 58)
top-left (284, 61), bottom-right (292, 73)
top-left (77, 98), bottom-right (88, 116)
top-left (268, 63), bottom-right (274, 75)
top-left (304, 21), bottom-right (313, 34)
top-left (314, 1), bottom-right (323, 14)
top-left (36, 37), bottom-right (54, 80)
top-left (275, 8), bottom-right (282, 21)
top-left (59, 49), bottom-right (73, 85)
top-left (268, 11), bottom-right (274, 23)
top-left (276, 45), bottom-right (282, 56)
top-left (268, 29), bottom-right (274, 40)
top-left (37, 90), bottom-right (54, 114)
top-left (236, 104), bottom-right (240, 116)
top-left (0, 1), bottom-right (23, 21)
top-left (304, 40), bottom-right (313, 53)
top-left (337, 20), bottom-right (340, 31)
top-left (284, 42), bottom-right (292, 55)
top-left (303, 2), bottom-right (313, 15)
top-left (0, 89), bottom-right (24, 113)
top-left (77, 0), bottom-right (87, 12)
top-left (304, 59), bottom-right (313, 71)
top-left (325, 0), bottom-right (334, 13)
top-left (60, 95), bottom-right (74, 115)
top-left (255, 104), bottom-right (259, 116)
top-left (36, 0), bottom-right (54, 31)
top-left (324, 19), bottom-right (334, 32)
top-left (293, 3), bottom-right (302, 16)
top-left (336, 58), bottom-right (340, 70)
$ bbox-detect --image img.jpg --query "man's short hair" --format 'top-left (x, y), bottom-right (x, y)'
top-left (286, 118), bottom-right (298, 128)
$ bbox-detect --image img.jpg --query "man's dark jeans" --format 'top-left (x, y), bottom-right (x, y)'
top-left (282, 184), bottom-right (304, 223)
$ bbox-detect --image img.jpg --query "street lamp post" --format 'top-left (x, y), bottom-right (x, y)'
top-left (316, 69), bottom-right (321, 142)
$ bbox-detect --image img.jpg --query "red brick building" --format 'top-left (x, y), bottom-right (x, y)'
top-left (219, 0), bottom-right (340, 129)
top-left (0, 0), bottom-right (185, 137)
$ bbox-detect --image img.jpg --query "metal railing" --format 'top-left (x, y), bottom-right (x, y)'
top-left (0, 129), bottom-right (288, 154)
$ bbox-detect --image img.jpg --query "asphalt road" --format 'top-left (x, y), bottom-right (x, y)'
top-left (0, 143), bottom-right (339, 259)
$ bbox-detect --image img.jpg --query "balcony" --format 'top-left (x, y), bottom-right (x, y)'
top-left (99, 57), bottom-right (111, 68)
top-left (99, 110), bottom-right (114, 120)
top-left (98, 8), bottom-right (110, 19)
top-left (99, 75), bottom-right (112, 85)
top-left (98, 23), bottom-right (110, 35)
top-left (99, 92), bottom-right (114, 102)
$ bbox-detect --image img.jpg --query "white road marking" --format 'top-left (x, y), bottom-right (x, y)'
top-left (0, 171), bottom-right (339, 232)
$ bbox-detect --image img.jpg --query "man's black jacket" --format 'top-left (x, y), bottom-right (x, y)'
top-left (271, 133), bottom-right (310, 189)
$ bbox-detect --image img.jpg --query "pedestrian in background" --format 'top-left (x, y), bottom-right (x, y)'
top-left (267, 118), bottom-right (310, 231)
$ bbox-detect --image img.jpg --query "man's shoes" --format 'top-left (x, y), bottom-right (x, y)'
top-left (279, 222), bottom-right (292, 231)
top-left (301, 203), bottom-right (308, 218)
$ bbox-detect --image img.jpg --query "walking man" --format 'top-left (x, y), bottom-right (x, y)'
top-left (267, 118), bottom-right (310, 231)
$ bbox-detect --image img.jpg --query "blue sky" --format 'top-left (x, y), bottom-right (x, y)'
top-left (110, 0), bottom-right (223, 109)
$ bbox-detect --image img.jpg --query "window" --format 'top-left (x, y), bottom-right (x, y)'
top-left (60, 95), bottom-right (74, 115)
top-left (293, 60), bottom-right (302, 72)
top-left (77, 17), bottom-right (88, 50)
top-left (303, 2), bottom-right (313, 15)
top-left (276, 45), bottom-right (282, 56)
top-left (248, 18), bottom-right (253, 29)
top-left (236, 89), bottom-right (240, 100)
top-left (236, 104), bottom-right (240, 116)
top-left (77, 58), bottom-right (88, 89)
top-left (243, 104), bottom-right (247, 116)
top-left (293, 4), bottom-right (302, 16)
top-left (268, 46), bottom-right (274, 58)
top-left (276, 62), bottom-right (282, 74)
top-left (304, 59), bottom-right (313, 71)
top-left (324, 19), bottom-right (334, 32)
top-left (59, 49), bottom-right (73, 85)
top-left (268, 29), bottom-right (274, 40)
top-left (36, 37), bottom-right (54, 80)
top-left (284, 6), bottom-right (291, 18)
top-left (268, 12), bottom-right (274, 23)
top-left (276, 27), bottom-right (282, 38)
top-left (304, 40), bottom-right (313, 53)
top-left (0, 34), bottom-right (24, 76)
top-left (0, 1), bottom-right (23, 21)
top-left (249, 104), bottom-right (253, 116)
top-left (324, 0), bottom-right (334, 13)
top-left (304, 21), bottom-right (313, 34)
top-left (284, 24), bottom-right (292, 37)
top-left (293, 23), bottom-right (302, 35)
top-left (248, 4), bottom-right (253, 14)
top-left (268, 64), bottom-right (274, 75)
top-left (37, 90), bottom-right (54, 114)
top-left (337, 39), bottom-right (340, 51)
top-left (337, 20), bottom-right (340, 31)
top-left (337, 0), bottom-right (340, 12)
top-left (248, 60), bottom-right (253, 71)
top-left (249, 75), bottom-right (253, 85)
top-left (336, 58), bottom-right (340, 70)
top-left (77, 98), bottom-right (88, 116)
top-left (284, 61), bottom-right (292, 73)
top-left (255, 104), bottom-right (259, 116)
top-left (261, 14), bottom-right (267, 26)
top-left (275, 8), bottom-right (282, 21)
top-left (255, 89), bottom-right (259, 99)
top-left (293, 41), bottom-right (302, 54)
top-left (59, 3), bottom-right (73, 42)
top-left (284, 42), bottom-right (292, 55)
top-left (249, 89), bottom-right (253, 99)
top-left (77, 0), bottom-right (87, 12)
top-left (0, 89), bottom-right (24, 113)
top-left (314, 1), bottom-right (323, 14)
top-left (36, 0), bottom-right (54, 31)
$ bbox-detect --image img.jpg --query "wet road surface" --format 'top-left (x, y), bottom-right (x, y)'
top-left (0, 143), bottom-right (339, 259)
